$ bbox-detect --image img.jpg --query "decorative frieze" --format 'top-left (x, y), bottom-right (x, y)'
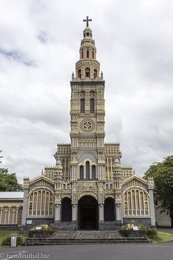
top-left (121, 168), bottom-right (134, 179)
top-left (123, 180), bottom-right (147, 190)
top-left (57, 145), bottom-right (71, 154)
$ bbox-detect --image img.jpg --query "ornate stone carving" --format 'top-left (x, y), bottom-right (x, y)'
top-left (80, 119), bottom-right (95, 132)
top-left (123, 180), bottom-right (146, 191)
top-left (77, 182), bottom-right (97, 192)
top-left (98, 187), bottom-right (104, 204)
top-left (55, 194), bottom-right (61, 205)
top-left (147, 177), bottom-right (154, 189)
top-left (78, 192), bottom-right (97, 200)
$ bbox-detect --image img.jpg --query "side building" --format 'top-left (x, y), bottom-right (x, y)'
top-left (21, 18), bottom-right (155, 230)
top-left (0, 192), bottom-right (23, 227)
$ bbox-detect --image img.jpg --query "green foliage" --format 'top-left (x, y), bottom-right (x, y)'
top-left (144, 155), bottom-right (173, 227)
top-left (2, 235), bottom-right (26, 246)
top-left (0, 230), bottom-right (17, 245)
top-left (1, 237), bottom-right (11, 246)
top-left (120, 223), bottom-right (158, 240)
top-left (29, 224), bottom-right (55, 238)
top-left (156, 231), bottom-right (173, 243)
top-left (120, 223), bottom-right (146, 237)
top-left (0, 168), bottom-right (22, 191)
top-left (145, 227), bottom-right (158, 240)
top-left (0, 149), bottom-right (3, 163)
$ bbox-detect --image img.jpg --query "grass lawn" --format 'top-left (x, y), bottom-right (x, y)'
top-left (0, 230), bottom-right (19, 246)
top-left (154, 231), bottom-right (173, 243)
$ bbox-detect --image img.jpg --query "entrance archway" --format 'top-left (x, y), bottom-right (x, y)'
top-left (78, 195), bottom-right (98, 230)
top-left (61, 197), bottom-right (72, 222)
top-left (104, 197), bottom-right (115, 221)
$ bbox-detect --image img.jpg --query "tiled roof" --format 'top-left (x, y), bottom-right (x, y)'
top-left (0, 192), bottom-right (23, 200)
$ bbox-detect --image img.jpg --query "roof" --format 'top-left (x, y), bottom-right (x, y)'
top-left (0, 192), bottom-right (24, 200)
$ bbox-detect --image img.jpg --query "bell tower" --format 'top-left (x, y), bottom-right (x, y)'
top-left (70, 17), bottom-right (105, 181)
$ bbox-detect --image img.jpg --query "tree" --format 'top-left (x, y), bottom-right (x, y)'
top-left (0, 168), bottom-right (22, 191)
top-left (0, 149), bottom-right (22, 191)
top-left (144, 155), bottom-right (173, 227)
top-left (0, 149), bottom-right (2, 163)
top-left (0, 168), bottom-right (23, 191)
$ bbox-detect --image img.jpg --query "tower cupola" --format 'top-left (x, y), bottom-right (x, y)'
top-left (73, 16), bottom-right (102, 81)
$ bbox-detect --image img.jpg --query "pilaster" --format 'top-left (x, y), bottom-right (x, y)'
top-left (21, 177), bottom-right (29, 225)
top-left (55, 204), bottom-right (61, 222)
top-left (72, 204), bottom-right (78, 221)
top-left (55, 195), bottom-right (61, 222)
top-left (148, 178), bottom-right (156, 226)
top-left (99, 204), bottom-right (104, 221)
top-left (115, 203), bottom-right (122, 222)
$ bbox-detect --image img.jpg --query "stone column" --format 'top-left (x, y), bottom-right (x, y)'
top-left (72, 204), bottom-right (77, 221)
top-left (70, 155), bottom-right (78, 181)
top-left (148, 178), bottom-right (156, 226)
top-left (149, 189), bottom-right (156, 226)
top-left (55, 194), bottom-right (61, 224)
top-left (115, 203), bottom-right (122, 222)
top-left (55, 204), bottom-right (61, 222)
top-left (21, 178), bottom-right (29, 226)
top-left (99, 204), bottom-right (104, 221)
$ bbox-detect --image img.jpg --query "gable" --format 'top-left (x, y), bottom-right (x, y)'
top-left (122, 175), bottom-right (148, 191)
top-left (29, 175), bottom-right (54, 192)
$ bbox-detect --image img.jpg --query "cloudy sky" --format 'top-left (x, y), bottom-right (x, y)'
top-left (0, 0), bottom-right (173, 183)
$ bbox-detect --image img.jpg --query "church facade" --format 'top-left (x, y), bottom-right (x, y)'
top-left (21, 18), bottom-right (155, 230)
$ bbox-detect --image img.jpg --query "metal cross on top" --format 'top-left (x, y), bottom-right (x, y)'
top-left (83, 16), bottom-right (92, 27)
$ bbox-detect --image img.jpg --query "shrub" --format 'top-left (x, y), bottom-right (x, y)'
top-left (2, 237), bottom-right (11, 246)
top-left (145, 227), bottom-right (158, 240)
top-left (120, 223), bottom-right (147, 237)
top-left (2, 235), bottom-right (26, 246)
top-left (29, 224), bottom-right (55, 238)
top-left (120, 223), bottom-right (158, 240)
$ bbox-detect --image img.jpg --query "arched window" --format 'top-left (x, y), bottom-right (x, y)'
top-left (80, 165), bottom-right (84, 180)
top-left (33, 192), bottom-right (37, 215)
top-left (17, 207), bottom-right (23, 225)
top-left (94, 69), bottom-right (97, 79)
top-left (123, 188), bottom-right (149, 216)
top-left (92, 165), bottom-right (96, 179)
top-left (128, 191), bottom-right (132, 215)
top-left (86, 161), bottom-right (90, 180)
top-left (28, 189), bottom-right (54, 217)
top-left (90, 98), bottom-right (95, 113)
top-left (87, 49), bottom-right (89, 58)
top-left (41, 191), bottom-right (45, 215)
top-left (49, 202), bottom-right (53, 215)
top-left (92, 50), bottom-right (94, 59)
top-left (37, 191), bottom-right (41, 215)
top-left (10, 207), bottom-right (17, 224)
top-left (80, 98), bottom-right (85, 113)
top-left (45, 192), bottom-right (49, 215)
top-left (2, 207), bottom-right (8, 224)
top-left (61, 197), bottom-right (72, 222)
top-left (81, 50), bottom-right (83, 59)
top-left (78, 69), bottom-right (81, 79)
top-left (104, 198), bottom-right (115, 221)
top-left (85, 68), bottom-right (90, 78)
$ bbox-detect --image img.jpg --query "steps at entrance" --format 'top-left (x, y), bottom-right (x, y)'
top-left (51, 230), bottom-right (122, 239)
top-left (26, 230), bottom-right (148, 245)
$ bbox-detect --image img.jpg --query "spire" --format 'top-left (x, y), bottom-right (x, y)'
top-left (72, 17), bottom-right (103, 81)
top-left (83, 16), bottom-right (93, 39)
top-left (83, 16), bottom-right (92, 27)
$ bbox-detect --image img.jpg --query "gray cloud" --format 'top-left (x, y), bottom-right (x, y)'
top-left (0, 47), bottom-right (34, 66)
top-left (0, 0), bottom-right (173, 183)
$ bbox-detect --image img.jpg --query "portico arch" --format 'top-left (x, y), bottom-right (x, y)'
top-left (61, 197), bottom-right (72, 222)
top-left (78, 195), bottom-right (98, 230)
top-left (104, 197), bottom-right (115, 221)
